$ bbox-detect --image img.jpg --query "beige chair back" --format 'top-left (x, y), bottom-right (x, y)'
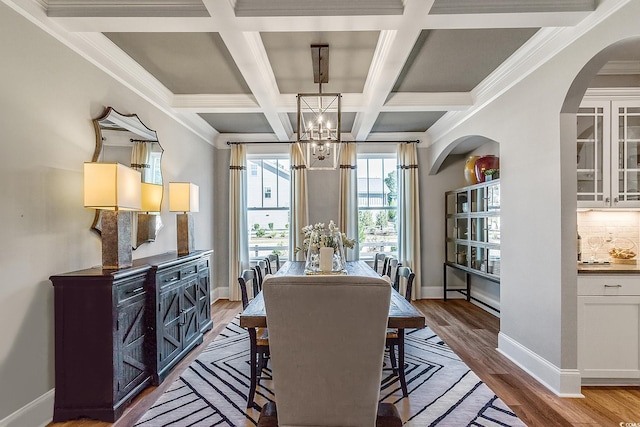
top-left (262, 274), bottom-right (391, 427)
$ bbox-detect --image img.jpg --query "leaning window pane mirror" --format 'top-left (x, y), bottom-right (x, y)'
top-left (91, 107), bottom-right (164, 249)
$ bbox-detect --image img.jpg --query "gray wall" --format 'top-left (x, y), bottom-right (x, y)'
top-left (0, 3), bottom-right (214, 420)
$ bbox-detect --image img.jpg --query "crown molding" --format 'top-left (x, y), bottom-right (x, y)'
top-left (233, 0), bottom-right (404, 17)
top-left (430, 0), bottom-right (595, 15)
top-left (583, 87), bottom-right (640, 99)
top-left (45, 0), bottom-right (209, 17)
top-left (597, 60), bottom-right (640, 75)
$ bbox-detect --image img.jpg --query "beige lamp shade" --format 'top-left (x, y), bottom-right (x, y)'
top-left (83, 162), bottom-right (141, 211)
top-left (141, 182), bottom-right (163, 212)
top-left (169, 182), bottom-right (199, 213)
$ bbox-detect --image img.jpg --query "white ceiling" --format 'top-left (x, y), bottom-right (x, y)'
top-left (7, 0), bottom-right (606, 148)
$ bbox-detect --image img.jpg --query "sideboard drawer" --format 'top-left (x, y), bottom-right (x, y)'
top-left (578, 275), bottom-right (640, 296)
top-left (116, 276), bottom-right (147, 304)
top-left (181, 261), bottom-right (198, 278)
top-left (157, 266), bottom-right (181, 289)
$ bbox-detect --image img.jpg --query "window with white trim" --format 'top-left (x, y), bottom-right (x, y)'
top-left (357, 154), bottom-right (398, 260)
top-left (247, 156), bottom-right (290, 260)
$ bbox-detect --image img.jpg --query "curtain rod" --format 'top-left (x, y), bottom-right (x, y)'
top-left (226, 140), bottom-right (419, 145)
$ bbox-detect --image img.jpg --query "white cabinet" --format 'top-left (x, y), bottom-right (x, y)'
top-left (577, 275), bottom-right (640, 384)
top-left (578, 97), bottom-right (640, 209)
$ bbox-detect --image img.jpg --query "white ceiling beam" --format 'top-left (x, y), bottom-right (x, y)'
top-left (172, 94), bottom-right (261, 113)
top-left (49, 8), bottom-right (592, 33)
top-left (201, 0), bottom-right (292, 140)
top-left (351, 0), bottom-right (436, 140)
top-left (383, 92), bottom-right (474, 111)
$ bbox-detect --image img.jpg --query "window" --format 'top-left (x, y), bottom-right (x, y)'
top-left (357, 155), bottom-right (398, 260)
top-left (247, 157), bottom-right (290, 260)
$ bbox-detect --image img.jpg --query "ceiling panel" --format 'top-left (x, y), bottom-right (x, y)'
top-left (235, 0), bottom-right (403, 17)
top-left (429, 0), bottom-right (596, 14)
top-left (261, 31), bottom-right (379, 94)
top-left (371, 112), bottom-right (446, 133)
top-left (104, 32), bottom-right (251, 94)
top-left (199, 113), bottom-right (274, 133)
top-left (394, 28), bottom-right (539, 93)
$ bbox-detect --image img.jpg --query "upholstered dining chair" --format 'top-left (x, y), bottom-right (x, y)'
top-left (386, 265), bottom-right (415, 397)
top-left (237, 269), bottom-right (270, 408)
top-left (259, 274), bottom-right (401, 427)
top-left (264, 253), bottom-right (280, 274)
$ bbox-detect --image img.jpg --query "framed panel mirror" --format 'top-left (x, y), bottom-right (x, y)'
top-left (91, 107), bottom-right (164, 249)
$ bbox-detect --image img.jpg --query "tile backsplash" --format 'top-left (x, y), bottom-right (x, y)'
top-left (577, 211), bottom-right (640, 261)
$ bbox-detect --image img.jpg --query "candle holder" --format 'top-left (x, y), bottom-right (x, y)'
top-left (304, 228), bottom-right (347, 275)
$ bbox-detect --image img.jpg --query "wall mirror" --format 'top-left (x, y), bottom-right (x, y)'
top-left (91, 107), bottom-right (164, 249)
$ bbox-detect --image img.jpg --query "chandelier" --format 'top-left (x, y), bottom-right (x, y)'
top-left (296, 44), bottom-right (342, 170)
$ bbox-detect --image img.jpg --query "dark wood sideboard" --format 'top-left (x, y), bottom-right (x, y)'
top-left (50, 250), bottom-right (213, 423)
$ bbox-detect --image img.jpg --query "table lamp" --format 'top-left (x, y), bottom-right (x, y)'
top-left (84, 162), bottom-right (141, 269)
top-left (138, 182), bottom-right (163, 243)
top-left (169, 182), bottom-right (199, 255)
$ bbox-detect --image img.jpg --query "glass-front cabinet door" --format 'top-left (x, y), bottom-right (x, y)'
top-left (613, 102), bottom-right (640, 206)
top-left (577, 97), bottom-right (640, 209)
top-left (577, 101), bottom-right (610, 208)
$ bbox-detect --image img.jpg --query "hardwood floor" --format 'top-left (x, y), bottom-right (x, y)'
top-left (413, 299), bottom-right (640, 427)
top-left (49, 298), bottom-right (640, 426)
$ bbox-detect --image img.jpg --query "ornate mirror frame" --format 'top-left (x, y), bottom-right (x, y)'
top-left (91, 107), bottom-right (164, 249)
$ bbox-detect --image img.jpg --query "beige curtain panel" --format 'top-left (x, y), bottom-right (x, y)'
top-left (289, 144), bottom-right (309, 261)
top-left (229, 144), bottom-right (249, 301)
top-left (131, 141), bottom-right (152, 182)
top-left (339, 142), bottom-right (359, 261)
top-left (397, 143), bottom-right (421, 300)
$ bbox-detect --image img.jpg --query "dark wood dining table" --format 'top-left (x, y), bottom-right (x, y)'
top-left (239, 260), bottom-right (426, 330)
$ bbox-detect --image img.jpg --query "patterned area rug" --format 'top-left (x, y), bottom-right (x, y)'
top-left (136, 318), bottom-right (525, 426)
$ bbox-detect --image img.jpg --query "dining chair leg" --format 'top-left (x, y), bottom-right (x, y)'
top-left (388, 344), bottom-right (398, 375)
top-left (398, 329), bottom-right (408, 397)
top-left (248, 328), bottom-right (258, 408)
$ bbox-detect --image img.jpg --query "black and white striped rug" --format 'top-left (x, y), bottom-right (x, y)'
top-left (136, 318), bottom-right (525, 426)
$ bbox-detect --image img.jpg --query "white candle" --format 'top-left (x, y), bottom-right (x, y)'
top-left (319, 247), bottom-right (334, 272)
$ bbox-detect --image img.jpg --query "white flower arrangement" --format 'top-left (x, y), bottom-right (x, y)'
top-left (294, 220), bottom-right (356, 255)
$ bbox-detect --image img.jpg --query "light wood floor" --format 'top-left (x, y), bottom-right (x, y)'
top-left (49, 298), bottom-right (640, 427)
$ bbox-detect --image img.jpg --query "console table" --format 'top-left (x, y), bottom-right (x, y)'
top-left (50, 250), bottom-right (212, 423)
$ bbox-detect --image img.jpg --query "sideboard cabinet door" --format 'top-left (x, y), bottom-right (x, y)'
top-left (149, 250), bottom-right (213, 384)
top-left (51, 267), bottom-right (152, 423)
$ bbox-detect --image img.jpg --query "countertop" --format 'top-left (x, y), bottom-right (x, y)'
top-left (578, 261), bottom-right (640, 274)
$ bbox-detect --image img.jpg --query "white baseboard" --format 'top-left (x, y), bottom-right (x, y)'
top-left (498, 332), bottom-right (583, 397)
top-left (211, 286), bottom-right (229, 303)
top-left (0, 389), bottom-right (54, 427)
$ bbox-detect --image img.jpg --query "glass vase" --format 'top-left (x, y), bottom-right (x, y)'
top-left (304, 229), bottom-right (347, 275)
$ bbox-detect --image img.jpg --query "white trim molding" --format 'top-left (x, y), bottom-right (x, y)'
top-left (498, 332), bottom-right (583, 397)
top-left (0, 389), bottom-right (54, 427)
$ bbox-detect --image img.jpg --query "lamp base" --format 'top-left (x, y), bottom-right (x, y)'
top-left (177, 213), bottom-right (195, 256)
top-left (101, 210), bottom-right (133, 269)
top-left (137, 213), bottom-right (159, 245)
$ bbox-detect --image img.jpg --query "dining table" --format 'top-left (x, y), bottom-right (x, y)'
top-left (239, 260), bottom-right (426, 406)
top-left (239, 260), bottom-right (426, 330)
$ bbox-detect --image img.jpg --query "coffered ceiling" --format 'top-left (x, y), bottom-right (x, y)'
top-left (8, 0), bottom-right (602, 147)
